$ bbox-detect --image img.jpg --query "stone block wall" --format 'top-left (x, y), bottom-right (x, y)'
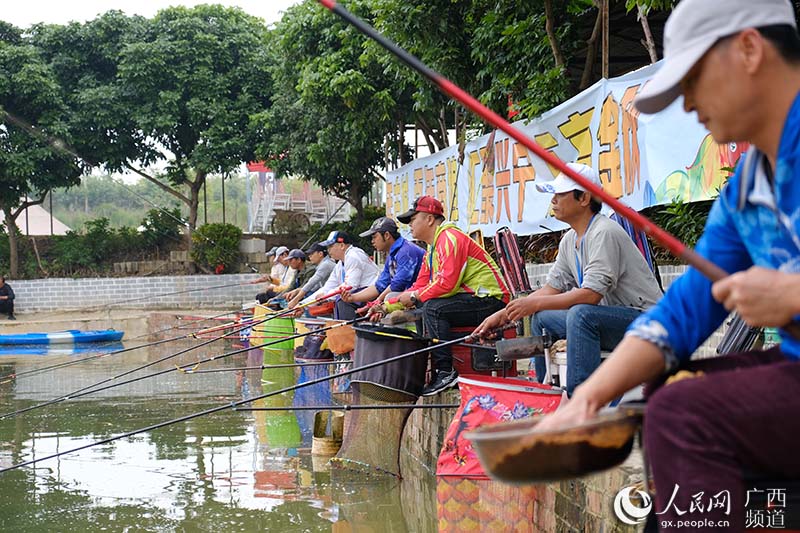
top-left (11, 273), bottom-right (261, 312)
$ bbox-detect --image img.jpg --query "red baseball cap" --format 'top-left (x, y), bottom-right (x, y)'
top-left (397, 195), bottom-right (445, 224)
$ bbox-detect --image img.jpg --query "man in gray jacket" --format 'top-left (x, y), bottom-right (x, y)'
top-left (285, 243), bottom-right (336, 309)
top-left (476, 163), bottom-right (662, 395)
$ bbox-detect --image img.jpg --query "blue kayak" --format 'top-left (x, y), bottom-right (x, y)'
top-left (0, 329), bottom-right (125, 345)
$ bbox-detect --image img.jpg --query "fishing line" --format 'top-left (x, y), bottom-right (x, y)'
top-left (1, 295), bottom-right (355, 418)
top-left (0, 323), bottom-right (510, 473)
top-left (0, 309), bottom-right (244, 384)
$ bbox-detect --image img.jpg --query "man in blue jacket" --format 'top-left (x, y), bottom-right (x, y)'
top-left (341, 216), bottom-right (424, 307)
top-left (537, 0), bottom-right (800, 530)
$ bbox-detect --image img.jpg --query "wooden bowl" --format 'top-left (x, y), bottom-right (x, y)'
top-left (464, 408), bottom-right (643, 484)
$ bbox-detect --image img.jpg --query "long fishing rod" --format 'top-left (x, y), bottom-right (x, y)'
top-left (315, 1), bottom-right (800, 339)
top-left (0, 312), bottom-right (365, 420)
top-left (99, 280), bottom-right (251, 309)
top-left (236, 403), bottom-right (459, 412)
top-left (0, 323), bottom-right (510, 473)
top-left (0, 320), bottom-right (252, 420)
top-left (0, 309), bottom-right (297, 419)
top-left (0, 309), bottom-right (246, 385)
top-left (16, 287), bottom-right (342, 394)
top-left (183, 360), bottom-right (353, 373)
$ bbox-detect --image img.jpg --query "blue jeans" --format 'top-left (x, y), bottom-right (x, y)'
top-left (531, 304), bottom-right (642, 396)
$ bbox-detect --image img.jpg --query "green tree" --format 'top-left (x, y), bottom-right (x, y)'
top-left (257, 1), bottom-right (407, 219)
top-left (32, 7), bottom-right (272, 248)
top-left (115, 5), bottom-right (272, 243)
top-left (0, 39), bottom-right (83, 277)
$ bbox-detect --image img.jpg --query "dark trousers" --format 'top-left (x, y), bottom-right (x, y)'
top-left (0, 300), bottom-right (13, 316)
top-left (421, 294), bottom-right (505, 372)
top-left (255, 290), bottom-right (277, 304)
top-left (645, 347), bottom-right (800, 532)
top-left (335, 299), bottom-right (360, 321)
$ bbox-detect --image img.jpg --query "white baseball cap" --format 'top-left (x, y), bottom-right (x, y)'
top-left (634, 0), bottom-right (797, 114)
top-left (535, 163), bottom-right (602, 195)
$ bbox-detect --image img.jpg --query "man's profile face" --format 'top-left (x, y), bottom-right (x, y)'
top-left (371, 232), bottom-right (391, 253)
top-left (680, 32), bottom-right (760, 144)
top-left (289, 258), bottom-right (304, 270)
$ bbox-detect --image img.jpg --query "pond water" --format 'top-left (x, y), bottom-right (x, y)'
top-left (0, 336), bottom-right (438, 532)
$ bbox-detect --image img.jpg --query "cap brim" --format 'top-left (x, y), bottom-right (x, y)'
top-left (318, 240), bottom-right (335, 247)
top-left (396, 209), bottom-right (416, 224)
top-left (358, 228), bottom-right (377, 238)
top-left (634, 39), bottom-right (715, 114)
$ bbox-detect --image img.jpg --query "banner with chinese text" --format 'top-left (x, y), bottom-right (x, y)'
top-left (385, 62), bottom-right (748, 235)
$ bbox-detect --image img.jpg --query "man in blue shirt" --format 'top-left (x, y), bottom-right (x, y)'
top-left (537, 0), bottom-right (800, 530)
top-left (341, 216), bottom-right (424, 307)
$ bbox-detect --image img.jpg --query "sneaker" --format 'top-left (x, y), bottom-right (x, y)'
top-left (7, 314), bottom-right (15, 320)
top-left (422, 369), bottom-right (459, 396)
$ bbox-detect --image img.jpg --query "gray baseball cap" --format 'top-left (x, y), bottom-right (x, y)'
top-left (359, 216), bottom-right (398, 237)
top-left (634, 0), bottom-right (796, 114)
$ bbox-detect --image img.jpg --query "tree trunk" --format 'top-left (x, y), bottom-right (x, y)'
top-left (638, 5), bottom-right (659, 63)
top-left (416, 116), bottom-right (441, 153)
top-left (543, 0), bottom-right (566, 68)
top-left (580, 6), bottom-right (603, 90)
top-left (3, 195), bottom-right (47, 279)
top-left (6, 217), bottom-right (19, 279)
top-left (437, 108), bottom-right (450, 148)
top-left (348, 182), bottom-right (364, 222)
top-left (186, 171), bottom-right (206, 252)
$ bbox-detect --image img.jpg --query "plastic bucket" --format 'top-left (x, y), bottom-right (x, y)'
top-left (250, 305), bottom-right (296, 351)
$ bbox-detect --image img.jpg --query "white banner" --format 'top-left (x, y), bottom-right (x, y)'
top-left (386, 62), bottom-right (749, 235)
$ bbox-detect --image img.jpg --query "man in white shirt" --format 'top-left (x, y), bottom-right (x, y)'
top-left (310, 231), bottom-right (379, 320)
top-left (253, 246), bottom-right (294, 303)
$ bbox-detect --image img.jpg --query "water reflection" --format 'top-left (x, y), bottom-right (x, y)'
top-left (0, 336), bottom-right (438, 532)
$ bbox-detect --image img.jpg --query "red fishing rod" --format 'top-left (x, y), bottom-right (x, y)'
top-left (316, 0), bottom-right (800, 338)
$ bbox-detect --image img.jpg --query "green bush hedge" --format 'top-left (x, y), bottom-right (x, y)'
top-left (191, 223), bottom-right (243, 274)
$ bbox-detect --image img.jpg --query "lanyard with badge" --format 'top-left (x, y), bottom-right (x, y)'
top-left (574, 214), bottom-right (598, 287)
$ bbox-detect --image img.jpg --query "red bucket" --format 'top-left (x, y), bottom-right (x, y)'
top-left (436, 375), bottom-right (563, 478)
top-left (308, 300), bottom-right (335, 317)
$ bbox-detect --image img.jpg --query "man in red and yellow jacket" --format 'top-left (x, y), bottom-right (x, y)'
top-left (394, 196), bottom-right (510, 395)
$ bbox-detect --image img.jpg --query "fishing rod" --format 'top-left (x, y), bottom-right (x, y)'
top-left (0, 323), bottom-right (511, 473)
top-left (174, 316), bottom-right (365, 374)
top-left (0, 313), bottom-right (365, 420)
top-left (0, 308), bottom-right (300, 419)
top-left (0, 309), bottom-right (245, 385)
top-left (100, 280), bottom-right (251, 309)
top-left (315, 0), bottom-right (800, 339)
top-left (182, 360), bottom-right (353, 373)
top-left (236, 403), bottom-right (459, 412)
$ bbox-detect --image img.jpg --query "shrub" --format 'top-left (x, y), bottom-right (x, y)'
top-left (140, 208), bottom-right (184, 249)
top-left (191, 223), bottom-right (242, 274)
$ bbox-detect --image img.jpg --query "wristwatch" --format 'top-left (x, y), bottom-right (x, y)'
top-left (409, 291), bottom-right (419, 306)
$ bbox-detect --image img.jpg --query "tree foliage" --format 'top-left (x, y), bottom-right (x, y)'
top-left (0, 37), bottom-right (83, 277)
top-left (32, 7), bottom-right (272, 243)
top-left (190, 223), bottom-right (242, 274)
top-left (256, 1), bottom-right (407, 217)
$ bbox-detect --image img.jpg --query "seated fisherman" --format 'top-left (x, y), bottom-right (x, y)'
top-left (309, 231), bottom-right (379, 320)
top-left (0, 276), bottom-right (15, 320)
top-left (476, 163), bottom-right (662, 395)
top-left (282, 249), bottom-right (310, 292)
top-left (341, 216), bottom-right (425, 308)
top-left (392, 196), bottom-right (510, 396)
top-left (285, 243), bottom-right (336, 309)
top-left (538, 2), bottom-right (800, 530)
top-left (253, 246), bottom-right (295, 304)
